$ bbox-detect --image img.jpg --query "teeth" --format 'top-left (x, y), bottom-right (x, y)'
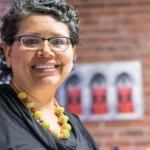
top-left (34, 65), bottom-right (56, 69)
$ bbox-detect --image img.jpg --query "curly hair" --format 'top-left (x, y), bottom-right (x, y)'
top-left (0, 0), bottom-right (80, 82)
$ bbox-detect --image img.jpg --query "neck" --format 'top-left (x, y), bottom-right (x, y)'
top-left (11, 79), bottom-right (56, 109)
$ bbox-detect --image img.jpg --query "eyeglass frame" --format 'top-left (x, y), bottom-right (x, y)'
top-left (13, 35), bottom-right (72, 52)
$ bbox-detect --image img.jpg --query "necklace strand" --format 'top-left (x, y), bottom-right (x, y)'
top-left (10, 80), bottom-right (71, 140)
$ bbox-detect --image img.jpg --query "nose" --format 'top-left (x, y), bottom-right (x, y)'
top-left (37, 40), bottom-right (55, 58)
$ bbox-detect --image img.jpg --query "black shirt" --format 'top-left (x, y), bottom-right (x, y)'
top-left (0, 84), bottom-right (99, 150)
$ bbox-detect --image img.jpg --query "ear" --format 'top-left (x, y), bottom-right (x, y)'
top-left (72, 46), bottom-right (76, 53)
top-left (3, 42), bottom-right (12, 68)
top-left (72, 46), bottom-right (77, 64)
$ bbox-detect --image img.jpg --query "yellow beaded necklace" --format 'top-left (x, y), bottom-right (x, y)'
top-left (10, 81), bottom-right (71, 140)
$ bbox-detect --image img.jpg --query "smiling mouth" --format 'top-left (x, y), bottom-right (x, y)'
top-left (32, 64), bottom-right (60, 69)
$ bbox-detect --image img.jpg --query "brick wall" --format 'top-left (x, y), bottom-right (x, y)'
top-left (1, 0), bottom-right (150, 149)
top-left (67, 0), bottom-right (150, 62)
top-left (67, 0), bottom-right (150, 150)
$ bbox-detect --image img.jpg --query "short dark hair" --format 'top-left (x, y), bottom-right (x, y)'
top-left (0, 0), bottom-right (80, 82)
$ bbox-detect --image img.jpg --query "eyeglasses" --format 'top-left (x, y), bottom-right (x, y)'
top-left (14, 35), bottom-right (72, 52)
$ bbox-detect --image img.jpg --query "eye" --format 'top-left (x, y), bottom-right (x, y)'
top-left (22, 37), bottom-right (41, 47)
top-left (51, 38), bottom-right (66, 46)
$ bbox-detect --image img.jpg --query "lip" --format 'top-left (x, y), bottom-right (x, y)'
top-left (31, 62), bottom-right (60, 67)
top-left (31, 63), bottom-right (60, 73)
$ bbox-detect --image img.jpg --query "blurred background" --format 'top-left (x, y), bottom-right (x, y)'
top-left (1, 0), bottom-right (150, 149)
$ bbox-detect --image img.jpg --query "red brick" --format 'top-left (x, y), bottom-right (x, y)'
top-left (91, 131), bottom-right (114, 138)
top-left (123, 9), bottom-right (150, 16)
top-left (82, 3), bottom-right (105, 9)
top-left (104, 141), bottom-right (131, 147)
top-left (136, 1), bottom-right (150, 7)
top-left (134, 141), bottom-right (150, 146)
top-left (83, 121), bottom-right (100, 128)
top-left (119, 129), bottom-right (144, 136)
top-left (95, 10), bottom-right (120, 16)
top-left (107, 2), bottom-right (133, 8)
top-left (77, 55), bottom-right (113, 63)
top-left (143, 61), bottom-right (150, 68)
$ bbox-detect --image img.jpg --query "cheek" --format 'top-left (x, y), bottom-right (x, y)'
top-left (10, 51), bottom-right (20, 67)
top-left (59, 52), bottom-right (74, 75)
top-left (11, 49), bottom-right (33, 68)
top-left (61, 49), bottom-right (74, 64)
top-left (61, 53), bottom-right (73, 66)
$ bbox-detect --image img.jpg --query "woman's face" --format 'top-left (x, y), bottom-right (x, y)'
top-left (5, 15), bottom-right (76, 91)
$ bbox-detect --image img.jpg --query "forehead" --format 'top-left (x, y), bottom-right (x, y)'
top-left (17, 15), bottom-right (70, 37)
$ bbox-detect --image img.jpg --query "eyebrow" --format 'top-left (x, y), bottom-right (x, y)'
top-left (23, 32), bottom-right (68, 37)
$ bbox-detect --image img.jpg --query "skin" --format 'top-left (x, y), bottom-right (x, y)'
top-left (4, 15), bottom-right (76, 129)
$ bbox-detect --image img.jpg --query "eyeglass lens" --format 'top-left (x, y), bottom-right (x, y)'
top-left (21, 37), bottom-right (70, 51)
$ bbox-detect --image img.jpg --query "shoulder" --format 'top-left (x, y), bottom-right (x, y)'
top-left (0, 84), bottom-right (12, 94)
top-left (67, 112), bottom-right (86, 132)
top-left (67, 113), bottom-right (100, 150)
top-left (0, 84), bottom-right (8, 102)
top-left (67, 112), bottom-right (81, 123)
top-left (0, 84), bottom-right (17, 104)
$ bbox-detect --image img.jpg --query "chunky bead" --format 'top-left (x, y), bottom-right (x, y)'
top-left (26, 101), bottom-right (35, 109)
top-left (52, 130), bottom-right (60, 138)
top-left (62, 123), bottom-right (72, 131)
top-left (60, 129), bottom-right (70, 139)
top-left (18, 92), bottom-right (26, 100)
top-left (42, 122), bottom-right (50, 130)
top-left (55, 107), bottom-right (65, 116)
top-left (33, 111), bottom-right (42, 120)
top-left (58, 115), bottom-right (69, 124)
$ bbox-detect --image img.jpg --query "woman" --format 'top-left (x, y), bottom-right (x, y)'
top-left (0, 0), bottom-right (99, 150)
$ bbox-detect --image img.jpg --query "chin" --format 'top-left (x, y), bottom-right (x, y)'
top-left (35, 77), bottom-right (60, 87)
